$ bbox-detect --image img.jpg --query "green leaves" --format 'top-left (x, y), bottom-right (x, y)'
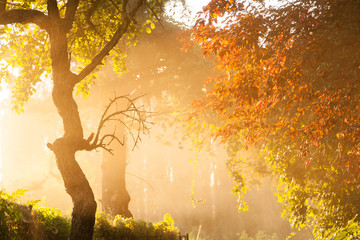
top-left (143, 19), bottom-right (156, 34)
top-left (0, 0), bottom-right (165, 107)
top-left (0, 24), bottom-right (51, 113)
top-left (94, 213), bottom-right (179, 239)
top-left (0, 189), bottom-right (27, 239)
top-left (326, 218), bottom-right (360, 240)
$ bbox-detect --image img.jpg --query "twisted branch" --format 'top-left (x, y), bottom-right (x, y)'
top-left (83, 93), bottom-right (152, 154)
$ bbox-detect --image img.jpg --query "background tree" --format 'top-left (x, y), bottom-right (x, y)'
top-left (0, 0), bottom-right (163, 239)
top-left (75, 15), bottom-right (216, 217)
top-left (188, 0), bottom-right (360, 237)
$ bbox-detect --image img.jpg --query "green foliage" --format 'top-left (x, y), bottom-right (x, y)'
top-left (188, 230), bottom-right (279, 240)
top-left (34, 203), bottom-right (71, 240)
top-left (0, 189), bottom-right (70, 240)
top-left (0, 189), bottom-right (26, 239)
top-left (325, 218), bottom-right (360, 240)
top-left (94, 213), bottom-right (179, 240)
top-left (1, 189), bottom-right (179, 240)
top-left (0, 0), bottom-right (165, 107)
top-left (0, 25), bottom-right (51, 113)
top-left (237, 231), bottom-right (279, 240)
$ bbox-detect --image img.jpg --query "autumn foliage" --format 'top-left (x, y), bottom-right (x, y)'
top-left (188, 0), bottom-right (360, 236)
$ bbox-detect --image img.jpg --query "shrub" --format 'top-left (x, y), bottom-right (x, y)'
top-left (0, 189), bottom-right (27, 240)
top-left (94, 213), bottom-right (179, 240)
top-left (324, 218), bottom-right (360, 240)
top-left (1, 189), bottom-right (179, 240)
top-left (34, 205), bottom-right (71, 240)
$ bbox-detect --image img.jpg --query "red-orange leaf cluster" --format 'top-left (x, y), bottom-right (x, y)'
top-left (188, 0), bottom-right (360, 234)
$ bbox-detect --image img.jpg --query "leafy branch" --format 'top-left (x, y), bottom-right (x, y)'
top-left (74, 0), bottom-right (144, 83)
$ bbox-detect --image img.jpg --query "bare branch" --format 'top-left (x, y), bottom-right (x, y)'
top-left (100, 134), bottom-right (125, 147)
top-left (99, 145), bottom-right (114, 155)
top-left (0, 9), bottom-right (50, 30)
top-left (126, 172), bottom-right (156, 192)
top-left (63, 0), bottom-right (79, 32)
top-left (82, 94), bottom-right (152, 153)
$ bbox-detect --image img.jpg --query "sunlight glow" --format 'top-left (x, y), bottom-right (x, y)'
top-left (169, 167), bottom-right (173, 182)
top-left (0, 82), bottom-right (11, 103)
top-left (0, 81), bottom-right (11, 118)
top-left (8, 66), bottom-right (21, 78)
top-left (164, 0), bottom-right (211, 26)
top-left (0, 146), bottom-right (2, 182)
top-left (0, 129), bottom-right (2, 183)
top-left (210, 172), bottom-right (215, 187)
top-left (165, 0), bottom-right (283, 28)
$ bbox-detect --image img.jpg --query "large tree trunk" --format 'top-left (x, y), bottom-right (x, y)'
top-left (48, 14), bottom-right (97, 238)
top-left (52, 139), bottom-right (97, 239)
top-left (51, 79), bottom-right (97, 240)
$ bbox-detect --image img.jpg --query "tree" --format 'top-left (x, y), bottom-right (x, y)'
top-left (0, 0), bottom-right (163, 239)
top-left (101, 115), bottom-right (133, 218)
top-left (188, 0), bottom-right (360, 236)
top-left (87, 19), bottom-right (214, 218)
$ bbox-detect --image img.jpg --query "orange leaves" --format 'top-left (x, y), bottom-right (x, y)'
top-left (281, 55), bottom-right (287, 67)
top-left (189, 0), bottom-right (360, 164)
top-left (305, 158), bottom-right (312, 168)
top-left (291, 134), bottom-right (295, 141)
top-left (188, 0), bottom-right (360, 234)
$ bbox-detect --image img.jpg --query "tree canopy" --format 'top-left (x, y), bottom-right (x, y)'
top-left (189, 0), bottom-right (360, 237)
top-left (0, 0), bottom-right (162, 111)
top-left (0, 1), bottom-right (164, 239)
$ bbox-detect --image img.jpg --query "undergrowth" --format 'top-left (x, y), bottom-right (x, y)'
top-left (0, 189), bottom-right (178, 240)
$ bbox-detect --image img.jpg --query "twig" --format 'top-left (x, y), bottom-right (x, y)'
top-left (85, 93), bottom-right (152, 153)
top-left (143, 0), bottom-right (164, 30)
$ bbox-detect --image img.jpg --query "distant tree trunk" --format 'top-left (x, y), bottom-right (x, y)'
top-left (101, 124), bottom-right (132, 218)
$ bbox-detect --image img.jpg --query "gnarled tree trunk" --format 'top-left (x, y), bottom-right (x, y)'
top-left (51, 76), bottom-right (97, 240)
top-left (52, 138), bottom-right (96, 239)
top-left (48, 13), bottom-right (97, 239)
top-left (0, 1), bottom-right (150, 238)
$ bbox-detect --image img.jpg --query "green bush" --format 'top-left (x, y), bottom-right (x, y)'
top-left (1, 189), bottom-right (178, 240)
top-left (0, 189), bottom-right (71, 240)
top-left (94, 213), bottom-right (179, 240)
top-left (237, 231), bottom-right (279, 240)
top-left (0, 189), bottom-right (26, 240)
top-left (34, 205), bottom-right (71, 240)
top-left (324, 218), bottom-right (360, 240)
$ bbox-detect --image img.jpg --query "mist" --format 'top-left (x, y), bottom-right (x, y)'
top-left (0, 21), bottom-right (310, 240)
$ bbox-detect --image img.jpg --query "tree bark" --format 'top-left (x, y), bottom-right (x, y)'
top-left (50, 68), bottom-right (97, 240)
top-left (102, 134), bottom-right (132, 218)
top-left (52, 137), bottom-right (96, 240)
top-left (48, 12), bottom-right (97, 240)
top-left (0, 1), bottom-right (146, 238)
